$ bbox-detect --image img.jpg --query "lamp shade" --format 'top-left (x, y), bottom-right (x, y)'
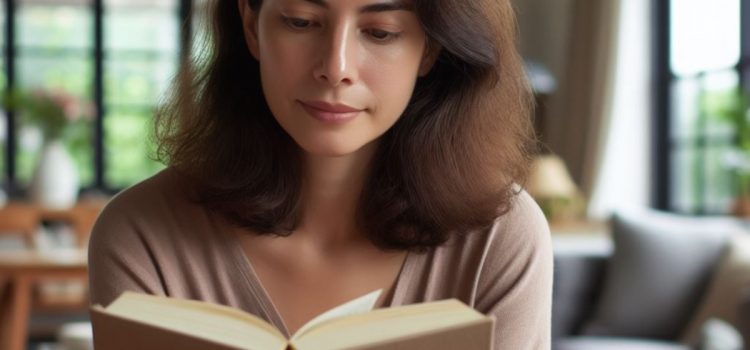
top-left (527, 155), bottom-right (579, 199)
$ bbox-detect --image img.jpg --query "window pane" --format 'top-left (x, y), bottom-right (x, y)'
top-left (670, 78), bottom-right (700, 140)
top-left (704, 145), bottom-right (737, 213)
top-left (671, 70), bottom-right (739, 141)
top-left (16, 52), bottom-right (92, 95)
top-left (104, 0), bottom-right (175, 9)
top-left (104, 0), bottom-right (178, 52)
top-left (104, 0), bottom-right (178, 188)
top-left (105, 57), bottom-right (176, 106)
top-left (17, 3), bottom-right (93, 49)
top-left (15, 2), bottom-right (94, 187)
top-left (701, 70), bottom-right (740, 140)
top-left (670, 0), bottom-right (740, 76)
top-left (671, 146), bottom-right (701, 213)
top-left (104, 111), bottom-right (164, 188)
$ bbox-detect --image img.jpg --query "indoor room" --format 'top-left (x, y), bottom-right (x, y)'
top-left (0, 0), bottom-right (747, 349)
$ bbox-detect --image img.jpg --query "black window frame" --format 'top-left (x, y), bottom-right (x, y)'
top-left (653, 0), bottom-right (750, 213)
top-left (1, 0), bottom-right (194, 197)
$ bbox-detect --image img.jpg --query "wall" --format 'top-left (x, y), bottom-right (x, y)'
top-left (512, 0), bottom-right (574, 95)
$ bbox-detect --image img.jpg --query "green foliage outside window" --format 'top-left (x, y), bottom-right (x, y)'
top-left (103, 4), bottom-right (178, 188)
top-left (9, 3), bottom-right (179, 190)
top-left (105, 111), bottom-right (165, 188)
top-left (705, 88), bottom-right (750, 195)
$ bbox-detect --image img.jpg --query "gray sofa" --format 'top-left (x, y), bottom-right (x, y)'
top-left (551, 210), bottom-right (750, 350)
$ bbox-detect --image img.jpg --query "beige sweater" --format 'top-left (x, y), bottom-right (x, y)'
top-left (88, 168), bottom-right (553, 349)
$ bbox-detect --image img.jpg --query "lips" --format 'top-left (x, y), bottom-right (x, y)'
top-left (298, 100), bottom-right (364, 124)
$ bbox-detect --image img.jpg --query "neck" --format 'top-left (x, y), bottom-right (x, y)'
top-left (295, 141), bottom-right (379, 250)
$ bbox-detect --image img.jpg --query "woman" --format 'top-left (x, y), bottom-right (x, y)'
top-left (88, 0), bottom-right (553, 348)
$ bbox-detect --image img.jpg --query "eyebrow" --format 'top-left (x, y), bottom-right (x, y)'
top-left (301, 0), bottom-right (413, 13)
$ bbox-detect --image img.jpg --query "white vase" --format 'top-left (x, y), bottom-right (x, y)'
top-left (30, 140), bottom-right (79, 209)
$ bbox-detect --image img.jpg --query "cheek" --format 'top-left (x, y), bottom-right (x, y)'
top-left (362, 35), bottom-right (426, 115)
top-left (362, 56), bottom-right (421, 121)
top-left (258, 36), bottom-right (311, 116)
top-left (261, 32), bottom-right (307, 73)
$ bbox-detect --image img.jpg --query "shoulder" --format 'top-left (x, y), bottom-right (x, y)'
top-left (87, 168), bottom-right (214, 305)
top-left (419, 190), bottom-right (552, 303)
top-left (88, 168), bottom-right (199, 259)
top-left (100, 167), bottom-right (188, 215)
top-left (93, 167), bottom-right (194, 229)
top-left (473, 189), bottom-right (553, 309)
top-left (87, 169), bottom-right (184, 305)
top-left (485, 189), bottom-right (552, 261)
top-left (443, 190), bottom-right (551, 270)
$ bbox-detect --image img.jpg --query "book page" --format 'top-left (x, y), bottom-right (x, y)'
top-left (292, 299), bottom-right (492, 350)
top-left (291, 289), bottom-right (382, 339)
top-left (102, 292), bottom-right (288, 350)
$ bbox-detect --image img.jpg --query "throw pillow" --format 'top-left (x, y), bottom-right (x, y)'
top-left (581, 210), bottom-right (740, 339)
top-left (697, 318), bottom-right (743, 350)
top-left (681, 234), bottom-right (750, 346)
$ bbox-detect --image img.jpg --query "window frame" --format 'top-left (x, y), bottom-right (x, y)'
top-left (653, 0), bottom-right (749, 214)
top-left (1, 0), bottom-right (193, 196)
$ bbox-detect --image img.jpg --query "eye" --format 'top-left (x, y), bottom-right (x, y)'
top-left (282, 16), bottom-right (315, 30)
top-left (364, 29), bottom-right (401, 42)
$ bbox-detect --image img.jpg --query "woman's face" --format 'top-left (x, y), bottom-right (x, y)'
top-left (239, 0), bottom-right (435, 157)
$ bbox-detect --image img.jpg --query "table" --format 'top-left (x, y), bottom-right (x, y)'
top-left (0, 202), bottom-right (104, 248)
top-left (0, 249), bottom-right (87, 350)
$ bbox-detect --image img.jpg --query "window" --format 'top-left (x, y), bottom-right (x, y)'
top-left (0, 3), bottom-right (5, 179)
top-left (1, 0), bottom-right (194, 194)
top-left (655, 0), bottom-right (748, 213)
top-left (15, 0), bottom-right (94, 186)
top-left (103, 0), bottom-right (179, 188)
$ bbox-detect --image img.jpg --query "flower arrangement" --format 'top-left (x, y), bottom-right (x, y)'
top-left (2, 89), bottom-right (94, 208)
top-left (3, 88), bottom-right (95, 142)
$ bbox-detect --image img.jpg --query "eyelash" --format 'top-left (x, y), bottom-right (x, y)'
top-left (280, 16), bottom-right (402, 43)
top-left (282, 16), bottom-right (318, 30)
top-left (364, 28), bottom-right (402, 42)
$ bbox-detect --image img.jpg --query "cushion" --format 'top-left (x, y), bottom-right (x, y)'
top-left (58, 321), bottom-right (93, 350)
top-left (696, 318), bottom-right (744, 350)
top-left (554, 336), bottom-right (690, 350)
top-left (681, 234), bottom-right (750, 345)
top-left (552, 254), bottom-right (607, 338)
top-left (581, 210), bottom-right (741, 339)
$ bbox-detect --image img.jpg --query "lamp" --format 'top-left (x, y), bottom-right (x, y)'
top-left (527, 154), bottom-right (583, 221)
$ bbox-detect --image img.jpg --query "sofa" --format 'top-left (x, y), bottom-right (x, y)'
top-left (551, 210), bottom-right (750, 350)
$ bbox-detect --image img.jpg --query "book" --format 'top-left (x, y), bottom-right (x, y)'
top-left (90, 289), bottom-right (494, 350)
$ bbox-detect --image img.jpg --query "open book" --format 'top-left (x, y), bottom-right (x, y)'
top-left (90, 290), bottom-right (494, 350)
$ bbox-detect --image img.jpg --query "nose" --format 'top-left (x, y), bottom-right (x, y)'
top-left (313, 22), bottom-right (357, 87)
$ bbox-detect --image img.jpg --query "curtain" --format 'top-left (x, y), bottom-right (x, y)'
top-left (544, 0), bottom-right (622, 201)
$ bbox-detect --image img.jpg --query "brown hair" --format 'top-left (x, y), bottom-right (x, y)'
top-left (155, 0), bottom-right (536, 253)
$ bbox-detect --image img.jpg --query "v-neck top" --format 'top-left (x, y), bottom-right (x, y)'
top-left (88, 168), bottom-right (553, 349)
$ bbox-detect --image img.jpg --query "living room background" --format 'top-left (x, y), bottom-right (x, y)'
top-left (0, 0), bottom-right (744, 217)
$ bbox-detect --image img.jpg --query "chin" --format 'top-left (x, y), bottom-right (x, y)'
top-left (296, 139), bottom-right (366, 158)
top-left (297, 139), bottom-right (382, 157)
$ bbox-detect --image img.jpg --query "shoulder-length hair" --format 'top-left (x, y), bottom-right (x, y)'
top-left (155, 0), bottom-right (536, 253)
